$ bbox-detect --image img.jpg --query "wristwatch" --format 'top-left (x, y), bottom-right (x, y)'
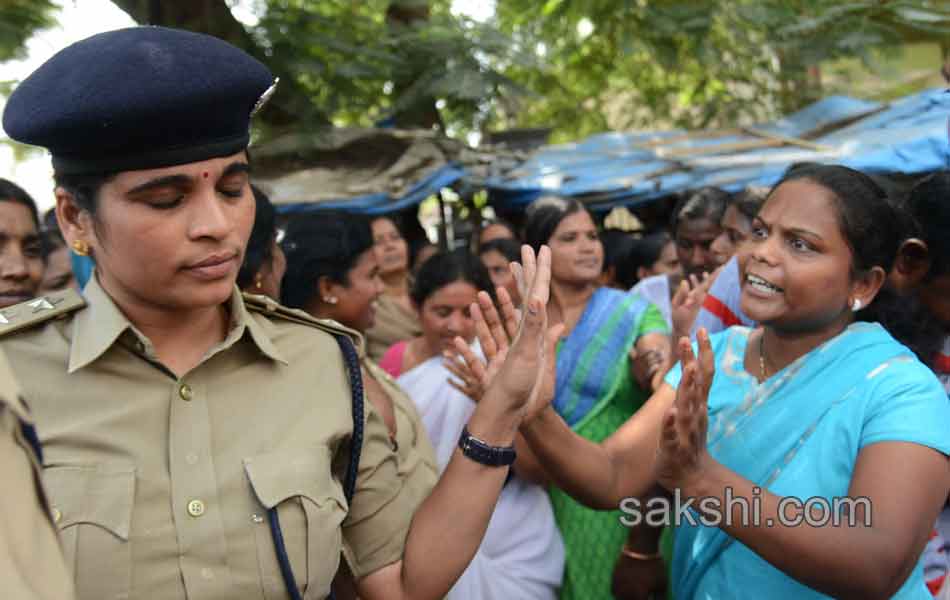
top-left (458, 426), bottom-right (517, 466)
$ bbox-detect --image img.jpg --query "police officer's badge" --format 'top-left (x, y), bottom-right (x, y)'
top-left (251, 77), bottom-right (279, 117)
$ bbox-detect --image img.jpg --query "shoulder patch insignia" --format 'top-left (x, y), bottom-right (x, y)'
top-left (242, 292), bottom-right (364, 353)
top-left (0, 288), bottom-right (86, 337)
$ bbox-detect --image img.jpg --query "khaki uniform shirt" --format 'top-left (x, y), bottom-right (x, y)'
top-left (0, 279), bottom-right (418, 600)
top-left (0, 346), bottom-right (75, 600)
top-left (362, 357), bottom-right (438, 510)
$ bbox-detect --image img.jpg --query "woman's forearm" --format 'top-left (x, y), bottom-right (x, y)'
top-left (681, 459), bottom-right (940, 599)
top-left (512, 432), bottom-right (551, 485)
top-left (395, 394), bottom-right (522, 599)
top-left (520, 406), bottom-right (633, 509)
top-left (521, 385), bottom-right (675, 510)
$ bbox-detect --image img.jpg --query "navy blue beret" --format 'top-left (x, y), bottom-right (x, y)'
top-left (2, 26), bottom-right (276, 175)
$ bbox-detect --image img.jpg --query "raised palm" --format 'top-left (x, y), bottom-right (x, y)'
top-left (655, 329), bottom-right (716, 492)
top-left (446, 245), bottom-right (563, 420)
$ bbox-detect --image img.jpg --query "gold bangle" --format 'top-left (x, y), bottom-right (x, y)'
top-left (620, 543), bottom-right (663, 561)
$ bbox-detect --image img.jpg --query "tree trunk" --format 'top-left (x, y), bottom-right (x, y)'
top-left (385, 0), bottom-right (444, 131)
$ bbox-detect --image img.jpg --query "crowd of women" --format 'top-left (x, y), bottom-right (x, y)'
top-left (176, 162), bottom-right (948, 600)
top-left (0, 24), bottom-right (948, 600)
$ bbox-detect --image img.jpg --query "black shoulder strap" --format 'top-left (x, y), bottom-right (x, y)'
top-left (270, 332), bottom-right (365, 600)
top-left (332, 333), bottom-right (364, 503)
top-left (20, 420), bottom-right (43, 465)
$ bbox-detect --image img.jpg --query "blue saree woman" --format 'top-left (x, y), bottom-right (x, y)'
top-left (665, 322), bottom-right (948, 598)
top-left (503, 165), bottom-right (950, 599)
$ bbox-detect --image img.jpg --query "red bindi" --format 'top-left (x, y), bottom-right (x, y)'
top-left (202, 171), bottom-right (209, 178)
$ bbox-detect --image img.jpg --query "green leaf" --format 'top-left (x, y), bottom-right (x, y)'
top-left (541, 0), bottom-right (566, 17)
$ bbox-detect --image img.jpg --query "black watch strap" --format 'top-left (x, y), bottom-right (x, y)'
top-left (458, 426), bottom-right (517, 466)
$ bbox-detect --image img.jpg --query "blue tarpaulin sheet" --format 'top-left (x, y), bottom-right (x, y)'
top-left (481, 89), bottom-right (950, 211)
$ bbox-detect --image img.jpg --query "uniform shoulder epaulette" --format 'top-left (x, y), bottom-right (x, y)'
top-left (0, 288), bottom-right (86, 338)
top-left (242, 292), bottom-right (364, 354)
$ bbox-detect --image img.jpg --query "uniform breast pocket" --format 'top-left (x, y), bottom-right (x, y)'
top-left (42, 464), bottom-right (136, 600)
top-left (244, 447), bottom-right (348, 600)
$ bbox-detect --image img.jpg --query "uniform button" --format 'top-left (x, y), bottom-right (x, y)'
top-left (187, 499), bottom-right (206, 517)
top-left (51, 507), bottom-right (62, 524)
top-left (179, 384), bottom-right (193, 401)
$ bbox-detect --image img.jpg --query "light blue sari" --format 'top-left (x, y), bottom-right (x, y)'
top-left (665, 323), bottom-right (950, 599)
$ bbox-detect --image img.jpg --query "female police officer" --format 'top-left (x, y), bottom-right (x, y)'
top-left (0, 27), bottom-right (557, 600)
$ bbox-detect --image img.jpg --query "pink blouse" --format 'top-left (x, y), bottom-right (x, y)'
top-left (379, 340), bottom-right (409, 378)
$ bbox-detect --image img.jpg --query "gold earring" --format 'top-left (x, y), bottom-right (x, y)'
top-left (324, 296), bottom-right (338, 305)
top-left (71, 240), bottom-right (89, 256)
top-left (255, 277), bottom-right (263, 289)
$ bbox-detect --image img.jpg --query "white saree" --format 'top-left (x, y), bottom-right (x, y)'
top-left (397, 355), bottom-right (565, 600)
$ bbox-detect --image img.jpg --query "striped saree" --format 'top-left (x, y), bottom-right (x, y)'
top-left (549, 287), bottom-right (668, 600)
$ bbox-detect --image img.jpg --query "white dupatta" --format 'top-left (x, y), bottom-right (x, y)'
top-left (397, 354), bottom-right (565, 600)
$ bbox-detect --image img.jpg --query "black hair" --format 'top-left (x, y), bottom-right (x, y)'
top-left (410, 249), bottom-right (497, 307)
top-left (41, 207), bottom-right (66, 257)
top-left (669, 186), bottom-right (730, 232)
top-left (410, 241), bottom-right (437, 272)
top-left (51, 171), bottom-right (115, 216)
top-left (600, 229), bottom-right (635, 276)
top-left (371, 213), bottom-right (404, 237)
top-left (237, 185), bottom-right (277, 289)
top-left (772, 164), bottom-right (939, 361)
top-left (480, 218), bottom-right (519, 242)
top-left (479, 237), bottom-right (522, 264)
top-left (730, 187), bottom-right (767, 222)
top-left (523, 196), bottom-right (586, 251)
top-left (280, 211), bottom-right (375, 309)
top-left (619, 231), bottom-right (672, 288)
top-left (0, 177), bottom-right (41, 227)
top-left (906, 171), bottom-right (950, 280)
top-left (42, 208), bottom-right (58, 232)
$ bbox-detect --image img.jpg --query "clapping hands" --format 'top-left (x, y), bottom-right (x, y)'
top-left (655, 329), bottom-right (716, 493)
top-left (445, 245), bottom-right (564, 421)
